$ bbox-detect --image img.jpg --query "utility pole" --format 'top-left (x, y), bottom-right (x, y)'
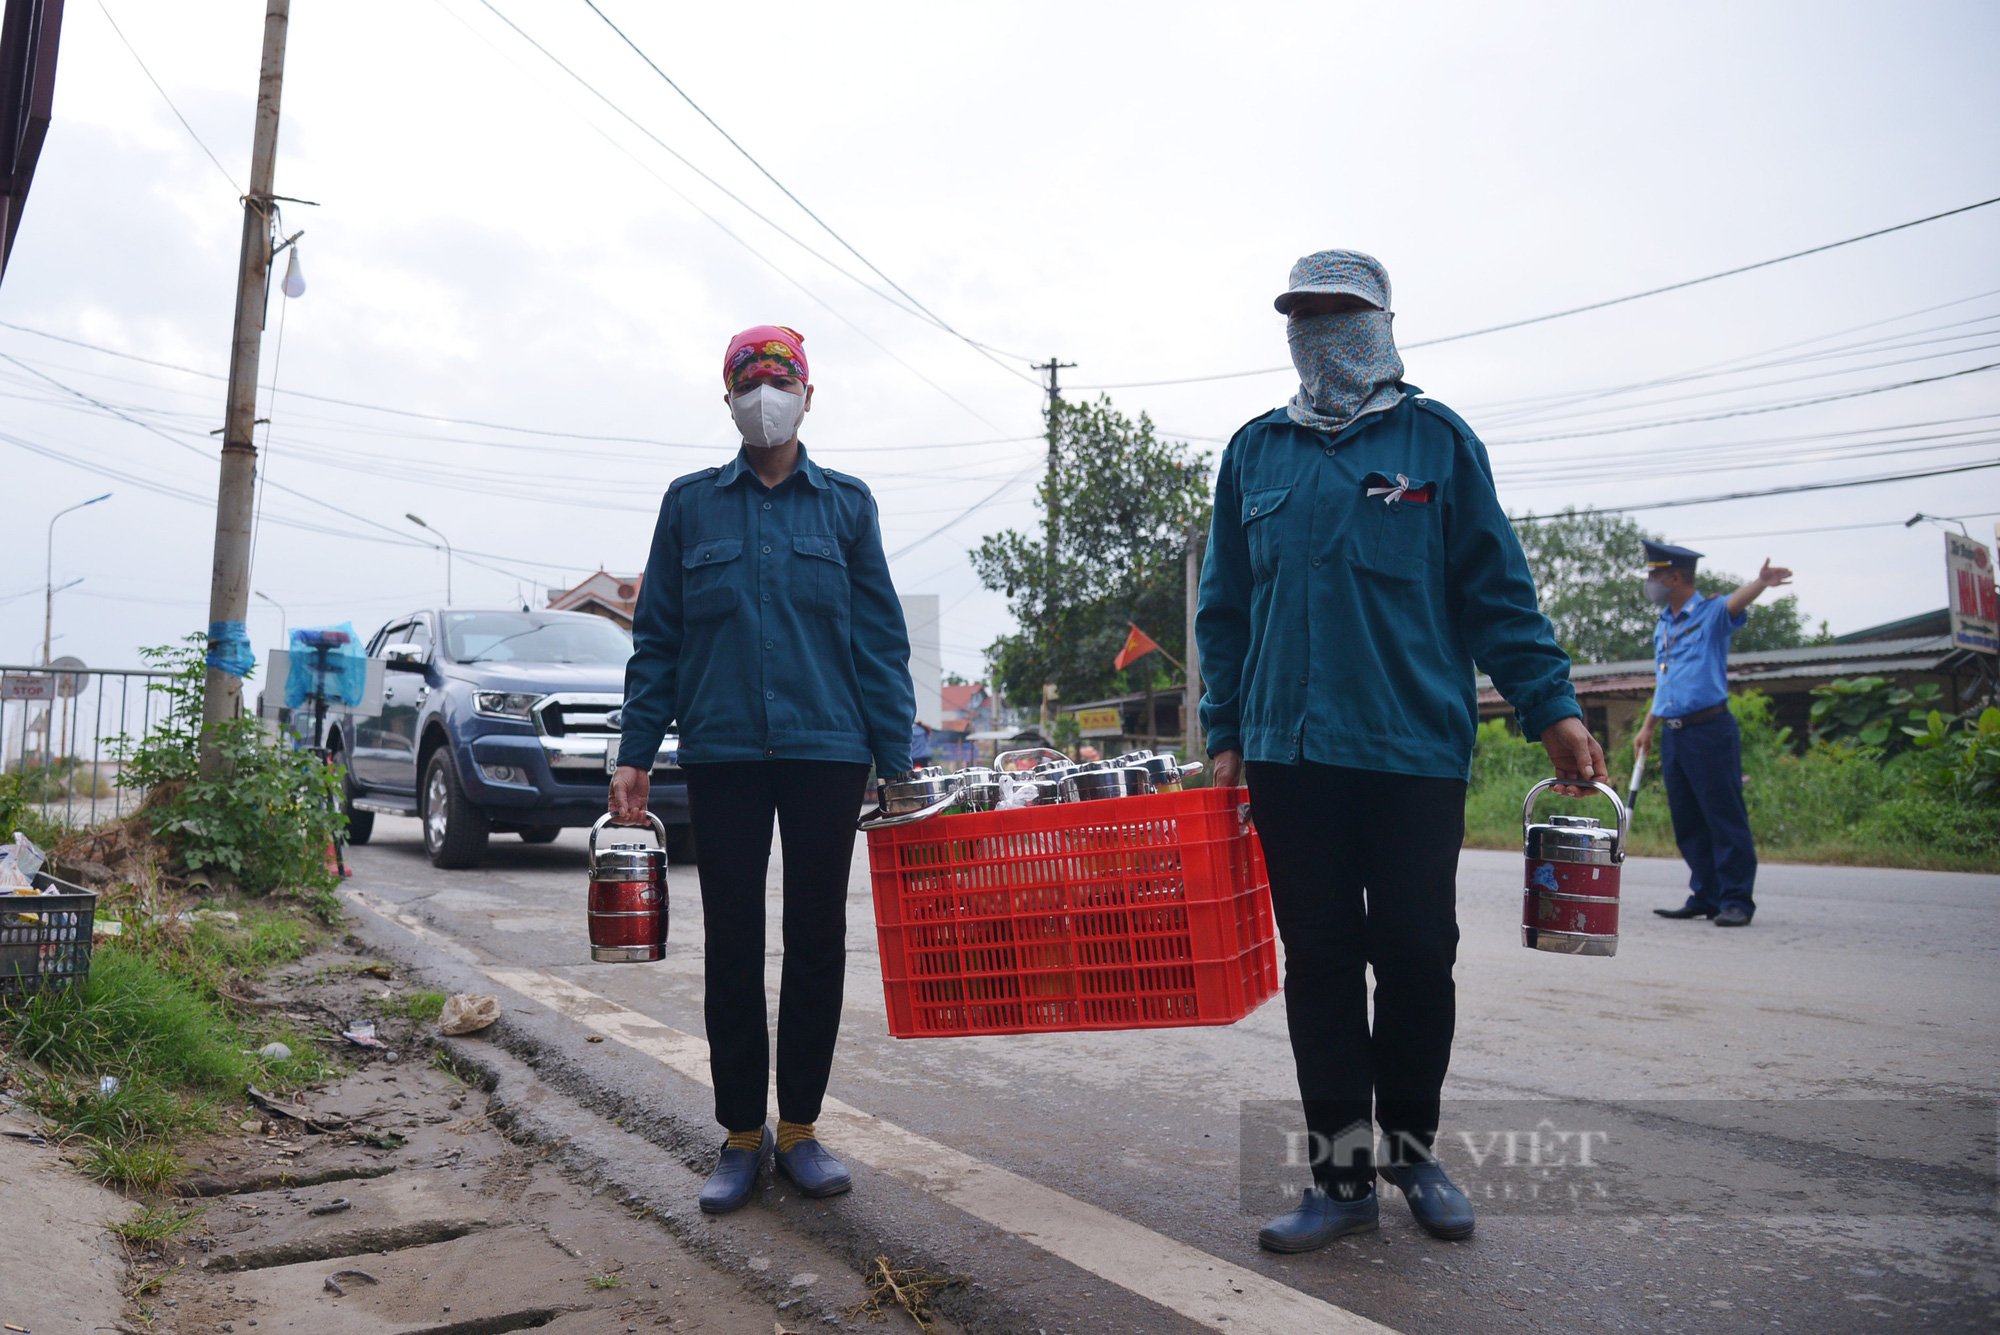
top-left (200, 0), bottom-right (290, 768)
top-left (1033, 356), bottom-right (1074, 738)
top-left (1184, 520), bottom-right (1205, 766)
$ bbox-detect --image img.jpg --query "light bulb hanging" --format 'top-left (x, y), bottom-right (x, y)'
top-left (281, 243), bottom-right (306, 298)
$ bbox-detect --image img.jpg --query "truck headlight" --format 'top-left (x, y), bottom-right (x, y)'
top-left (474, 691), bottom-right (538, 720)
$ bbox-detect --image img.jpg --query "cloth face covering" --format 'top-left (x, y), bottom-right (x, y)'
top-left (1643, 577), bottom-right (1672, 606)
top-left (1286, 310), bottom-right (1406, 435)
top-left (731, 383), bottom-right (806, 449)
top-left (724, 325), bottom-right (809, 392)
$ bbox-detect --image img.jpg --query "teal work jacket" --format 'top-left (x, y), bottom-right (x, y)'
top-left (617, 446), bottom-right (914, 776)
top-left (1196, 391), bottom-right (1581, 780)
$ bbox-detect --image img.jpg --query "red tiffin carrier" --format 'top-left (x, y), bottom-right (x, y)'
top-left (864, 786), bottom-right (1278, 1038)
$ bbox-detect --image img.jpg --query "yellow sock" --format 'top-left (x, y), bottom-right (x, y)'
top-left (724, 1127), bottom-right (765, 1153)
top-left (776, 1120), bottom-right (816, 1153)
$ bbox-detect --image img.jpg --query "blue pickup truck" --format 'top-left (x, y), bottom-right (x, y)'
top-left (328, 608), bottom-right (690, 869)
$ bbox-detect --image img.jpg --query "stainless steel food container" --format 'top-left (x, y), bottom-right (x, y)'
top-left (878, 767), bottom-right (961, 815)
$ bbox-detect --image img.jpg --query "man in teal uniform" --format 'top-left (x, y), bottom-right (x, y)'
top-left (1199, 250), bottom-right (1607, 1252)
top-left (1637, 541), bottom-right (1792, 928)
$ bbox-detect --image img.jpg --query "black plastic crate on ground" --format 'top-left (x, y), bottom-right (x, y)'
top-left (0, 871), bottom-right (97, 995)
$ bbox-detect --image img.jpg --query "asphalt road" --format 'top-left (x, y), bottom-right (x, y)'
top-left (345, 814), bottom-right (1999, 1334)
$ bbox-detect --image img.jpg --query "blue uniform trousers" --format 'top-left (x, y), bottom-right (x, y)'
top-left (1659, 712), bottom-right (1757, 916)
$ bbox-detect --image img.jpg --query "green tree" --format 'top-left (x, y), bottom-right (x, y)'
top-left (1515, 509), bottom-right (1825, 663)
top-left (972, 397), bottom-right (1211, 706)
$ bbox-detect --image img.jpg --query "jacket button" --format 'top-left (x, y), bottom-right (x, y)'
top-left (1324, 448), bottom-right (1335, 457)
top-left (1248, 506), bottom-right (1259, 516)
top-left (762, 593), bottom-right (770, 603)
top-left (1311, 557), bottom-right (1322, 568)
top-left (764, 640), bottom-right (773, 650)
top-left (1299, 675), bottom-right (1308, 686)
top-left (762, 545), bottom-right (772, 554)
top-left (766, 748), bottom-right (775, 757)
top-left (765, 690), bottom-right (775, 700)
top-left (762, 501), bottom-right (772, 510)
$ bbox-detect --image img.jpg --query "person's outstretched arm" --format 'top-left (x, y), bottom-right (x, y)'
top-left (1726, 559), bottom-right (1793, 617)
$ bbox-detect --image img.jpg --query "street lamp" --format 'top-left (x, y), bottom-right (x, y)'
top-left (255, 589), bottom-right (288, 643)
top-left (45, 493), bottom-right (110, 666)
top-left (406, 513), bottom-right (454, 606)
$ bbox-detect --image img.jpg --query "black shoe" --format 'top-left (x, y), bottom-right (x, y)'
top-left (1715, 905), bottom-right (1753, 927)
top-left (1653, 905), bottom-right (1717, 919)
top-left (1379, 1161), bottom-right (1475, 1240)
top-left (698, 1126), bottom-right (771, 1215)
top-left (1257, 1187), bottom-right (1379, 1253)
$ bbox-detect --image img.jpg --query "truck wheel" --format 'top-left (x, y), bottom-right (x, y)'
top-left (518, 825), bottom-right (562, 844)
top-left (665, 825), bottom-right (698, 865)
top-left (422, 749), bottom-right (490, 869)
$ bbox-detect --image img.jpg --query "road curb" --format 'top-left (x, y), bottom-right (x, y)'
top-left (343, 895), bottom-right (1102, 1335)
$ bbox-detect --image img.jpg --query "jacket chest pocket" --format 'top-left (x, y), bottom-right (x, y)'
top-left (792, 533), bottom-right (849, 618)
top-left (1241, 485), bottom-right (1292, 583)
top-left (682, 538), bottom-right (744, 622)
top-left (1348, 482), bottom-right (1437, 583)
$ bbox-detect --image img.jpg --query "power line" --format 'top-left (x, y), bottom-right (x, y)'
top-left (94, 0), bottom-right (242, 194)
top-left (885, 462), bottom-right (1043, 561)
top-left (1486, 361), bottom-right (2000, 446)
top-left (1416, 194), bottom-right (2000, 348)
top-left (443, 0), bottom-right (1021, 432)
top-left (1071, 196), bottom-right (2000, 389)
top-left (0, 357), bottom-right (577, 584)
top-left (579, 0), bottom-right (1038, 379)
top-left (0, 320), bottom-right (1040, 455)
top-left (1511, 458), bottom-right (2000, 522)
top-left (1672, 509), bottom-right (2000, 543)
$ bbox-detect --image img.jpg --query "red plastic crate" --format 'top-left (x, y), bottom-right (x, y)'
top-left (866, 786), bottom-right (1278, 1038)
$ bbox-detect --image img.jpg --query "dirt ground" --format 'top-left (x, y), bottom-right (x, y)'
top-left (121, 945), bottom-right (946, 1335)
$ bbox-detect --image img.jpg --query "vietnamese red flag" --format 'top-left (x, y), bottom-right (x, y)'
top-left (1113, 623), bottom-right (1161, 671)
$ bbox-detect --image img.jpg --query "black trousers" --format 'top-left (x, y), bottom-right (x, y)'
top-left (683, 759), bottom-right (871, 1133)
top-left (1246, 761), bottom-right (1466, 1195)
top-left (1659, 713), bottom-right (1757, 915)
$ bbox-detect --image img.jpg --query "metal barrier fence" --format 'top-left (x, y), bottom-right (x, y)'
top-left (0, 664), bottom-right (180, 828)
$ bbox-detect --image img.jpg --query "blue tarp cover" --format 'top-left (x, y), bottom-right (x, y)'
top-left (284, 622), bottom-right (367, 707)
top-left (206, 621), bottom-right (256, 679)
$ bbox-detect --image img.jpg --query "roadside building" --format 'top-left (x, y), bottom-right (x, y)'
top-left (546, 571), bottom-right (643, 629)
top-left (1477, 607), bottom-right (1989, 749)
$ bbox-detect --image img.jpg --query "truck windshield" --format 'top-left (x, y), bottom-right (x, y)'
top-left (444, 612), bottom-right (632, 665)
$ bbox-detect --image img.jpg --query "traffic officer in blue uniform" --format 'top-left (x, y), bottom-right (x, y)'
top-left (1200, 250), bottom-right (1606, 1253)
top-left (1636, 540), bottom-right (1792, 928)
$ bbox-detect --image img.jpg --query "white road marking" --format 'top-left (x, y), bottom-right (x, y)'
top-left (346, 887), bottom-right (1397, 1335)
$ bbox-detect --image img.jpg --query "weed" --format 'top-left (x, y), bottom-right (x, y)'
top-left (110, 1202), bottom-right (211, 1243)
top-left (82, 1138), bottom-right (186, 1193)
top-left (117, 635), bottom-right (346, 896)
top-left (586, 1271), bottom-right (626, 1290)
top-left (849, 1257), bottom-right (964, 1332)
top-left (374, 990), bottom-right (448, 1023)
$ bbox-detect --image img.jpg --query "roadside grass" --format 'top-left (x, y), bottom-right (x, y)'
top-left (0, 900), bottom-right (338, 1192)
top-left (109, 1201), bottom-right (211, 1244)
top-left (1464, 698), bottom-right (2000, 873)
top-left (374, 989), bottom-right (448, 1023)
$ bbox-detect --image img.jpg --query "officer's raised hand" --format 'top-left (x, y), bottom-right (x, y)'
top-left (1541, 717), bottom-right (1607, 797)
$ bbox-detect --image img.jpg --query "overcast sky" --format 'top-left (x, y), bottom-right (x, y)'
top-left (3, 0), bottom-right (1997, 681)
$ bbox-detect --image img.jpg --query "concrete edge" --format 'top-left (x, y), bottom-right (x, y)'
top-left (340, 896), bottom-right (1128, 1335)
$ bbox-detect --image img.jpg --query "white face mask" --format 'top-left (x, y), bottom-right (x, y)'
top-left (1643, 577), bottom-right (1672, 606)
top-left (729, 383), bottom-right (806, 449)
